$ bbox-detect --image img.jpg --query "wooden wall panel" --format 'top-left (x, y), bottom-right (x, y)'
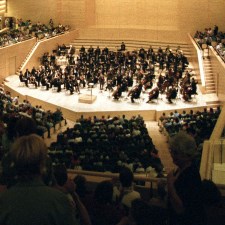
top-left (6, 0), bottom-right (225, 33)
top-left (0, 38), bottom-right (36, 82)
top-left (24, 30), bottom-right (79, 72)
top-left (7, 0), bottom-right (58, 24)
top-left (94, 0), bottom-right (225, 34)
top-left (7, 0), bottom-right (86, 28)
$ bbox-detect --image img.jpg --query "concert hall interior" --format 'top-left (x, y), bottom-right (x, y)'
top-left (0, 1), bottom-right (225, 224)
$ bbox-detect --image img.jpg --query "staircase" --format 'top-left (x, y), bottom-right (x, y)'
top-left (16, 42), bottom-right (39, 74)
top-left (203, 57), bottom-right (216, 94)
top-left (202, 56), bottom-right (220, 108)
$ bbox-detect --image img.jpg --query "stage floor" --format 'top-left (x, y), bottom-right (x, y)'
top-left (4, 75), bottom-right (218, 114)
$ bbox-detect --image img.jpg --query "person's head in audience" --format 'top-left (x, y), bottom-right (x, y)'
top-left (73, 175), bottom-right (87, 198)
top-left (119, 166), bottom-right (134, 188)
top-left (53, 164), bottom-right (68, 187)
top-left (169, 130), bottom-right (197, 168)
top-left (0, 134), bottom-right (77, 225)
top-left (94, 180), bottom-right (113, 204)
top-left (10, 134), bottom-right (47, 180)
top-left (15, 116), bottom-right (37, 138)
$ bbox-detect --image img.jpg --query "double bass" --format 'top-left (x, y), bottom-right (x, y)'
top-left (166, 86), bottom-right (177, 103)
top-left (112, 84), bottom-right (123, 100)
top-left (146, 87), bottom-right (159, 103)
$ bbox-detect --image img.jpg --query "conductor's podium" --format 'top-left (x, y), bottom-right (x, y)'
top-left (78, 94), bottom-right (97, 104)
top-left (78, 83), bottom-right (96, 104)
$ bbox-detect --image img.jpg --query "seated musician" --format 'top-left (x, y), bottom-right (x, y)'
top-left (120, 42), bottom-right (126, 51)
top-left (29, 74), bottom-right (38, 88)
top-left (112, 84), bottom-right (123, 100)
top-left (146, 87), bottom-right (159, 103)
top-left (142, 74), bottom-right (153, 91)
top-left (166, 86), bottom-right (177, 104)
top-left (182, 84), bottom-right (192, 102)
top-left (19, 71), bottom-right (28, 87)
top-left (51, 76), bottom-right (61, 92)
top-left (79, 74), bottom-right (86, 88)
top-left (73, 78), bottom-right (80, 94)
top-left (40, 76), bottom-right (50, 90)
top-left (65, 79), bottom-right (74, 95)
top-left (105, 80), bottom-right (113, 92)
top-left (130, 82), bottom-right (143, 103)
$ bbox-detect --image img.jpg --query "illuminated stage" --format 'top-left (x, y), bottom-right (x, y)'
top-left (4, 74), bottom-right (218, 121)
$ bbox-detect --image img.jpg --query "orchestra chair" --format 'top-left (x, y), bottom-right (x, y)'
top-left (40, 85), bottom-right (47, 91)
top-left (148, 96), bottom-right (159, 104)
top-left (65, 89), bottom-right (71, 95)
top-left (52, 86), bottom-right (58, 92)
top-left (18, 76), bottom-right (26, 87)
top-left (19, 81), bottom-right (25, 87)
top-left (190, 93), bottom-right (198, 103)
top-left (28, 83), bottom-right (36, 89)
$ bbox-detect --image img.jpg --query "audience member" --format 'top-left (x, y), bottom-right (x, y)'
top-left (53, 164), bottom-right (92, 225)
top-left (167, 131), bottom-right (206, 225)
top-left (86, 180), bottom-right (124, 225)
top-left (0, 134), bottom-right (77, 225)
top-left (113, 166), bottom-right (141, 214)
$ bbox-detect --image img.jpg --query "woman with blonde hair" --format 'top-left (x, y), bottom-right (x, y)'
top-left (0, 134), bottom-right (77, 225)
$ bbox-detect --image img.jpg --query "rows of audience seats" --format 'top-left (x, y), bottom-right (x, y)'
top-left (0, 85), bottom-right (66, 154)
top-left (0, 18), bottom-right (70, 47)
top-left (158, 107), bottom-right (221, 167)
top-left (49, 114), bottom-right (164, 176)
top-left (194, 25), bottom-right (225, 60)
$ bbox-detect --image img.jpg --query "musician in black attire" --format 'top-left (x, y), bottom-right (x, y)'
top-left (19, 71), bottom-right (28, 87)
top-left (65, 79), bottom-right (74, 95)
top-left (191, 78), bottom-right (198, 95)
top-left (166, 86), bottom-right (177, 104)
top-left (41, 76), bottom-right (50, 90)
top-left (120, 42), bottom-right (126, 51)
top-left (130, 82), bottom-right (142, 103)
top-left (99, 74), bottom-right (105, 90)
top-left (112, 84), bottom-right (123, 100)
top-left (146, 87), bottom-right (159, 103)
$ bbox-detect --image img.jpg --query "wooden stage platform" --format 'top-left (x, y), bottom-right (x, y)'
top-left (4, 75), bottom-right (218, 122)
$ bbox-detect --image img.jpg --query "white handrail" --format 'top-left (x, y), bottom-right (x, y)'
top-left (188, 34), bottom-right (205, 87)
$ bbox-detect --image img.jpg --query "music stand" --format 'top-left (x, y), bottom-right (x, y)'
top-left (88, 83), bottom-right (94, 101)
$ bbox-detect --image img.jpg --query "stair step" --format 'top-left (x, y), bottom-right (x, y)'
top-left (206, 85), bottom-right (215, 88)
